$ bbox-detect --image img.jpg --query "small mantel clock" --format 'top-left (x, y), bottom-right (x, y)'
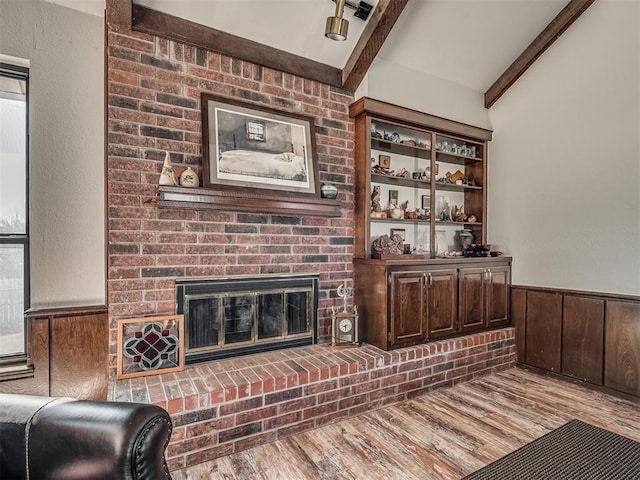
top-left (331, 283), bottom-right (359, 346)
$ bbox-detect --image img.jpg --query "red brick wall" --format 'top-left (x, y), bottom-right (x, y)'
top-left (111, 328), bottom-right (517, 470)
top-left (106, 28), bottom-right (355, 376)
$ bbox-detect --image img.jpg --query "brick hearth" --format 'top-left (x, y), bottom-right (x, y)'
top-left (111, 328), bottom-right (516, 471)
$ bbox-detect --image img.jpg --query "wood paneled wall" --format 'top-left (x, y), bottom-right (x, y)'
top-left (0, 305), bottom-right (108, 400)
top-left (512, 285), bottom-right (640, 399)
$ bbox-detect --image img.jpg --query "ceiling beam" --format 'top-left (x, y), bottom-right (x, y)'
top-left (106, 0), bottom-right (131, 33)
top-left (484, 0), bottom-right (596, 109)
top-left (131, 4), bottom-right (343, 89)
top-left (342, 0), bottom-right (409, 92)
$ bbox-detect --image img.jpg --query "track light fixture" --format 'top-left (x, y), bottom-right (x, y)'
top-left (325, 0), bottom-right (373, 41)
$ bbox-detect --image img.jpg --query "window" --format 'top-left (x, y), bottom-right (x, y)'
top-left (246, 120), bottom-right (265, 142)
top-left (0, 63), bottom-right (29, 358)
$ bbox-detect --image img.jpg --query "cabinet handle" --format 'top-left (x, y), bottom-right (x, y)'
top-left (428, 272), bottom-right (433, 287)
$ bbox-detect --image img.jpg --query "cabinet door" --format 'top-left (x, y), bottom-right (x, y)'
top-left (425, 269), bottom-right (457, 339)
top-left (390, 271), bottom-right (426, 347)
top-left (562, 295), bottom-right (604, 385)
top-left (486, 266), bottom-right (510, 327)
top-left (459, 267), bottom-right (486, 333)
top-left (525, 291), bottom-right (562, 372)
top-left (604, 301), bottom-right (640, 396)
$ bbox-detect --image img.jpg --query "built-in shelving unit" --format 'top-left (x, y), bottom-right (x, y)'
top-left (349, 97), bottom-right (493, 258)
top-left (349, 97), bottom-right (511, 352)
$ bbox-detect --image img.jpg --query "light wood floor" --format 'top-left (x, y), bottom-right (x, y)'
top-left (172, 367), bottom-right (639, 480)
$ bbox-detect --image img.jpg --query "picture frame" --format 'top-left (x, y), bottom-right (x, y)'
top-left (116, 314), bottom-right (185, 379)
top-left (390, 228), bottom-right (405, 240)
top-left (202, 93), bottom-right (320, 196)
top-left (422, 195), bottom-right (431, 210)
top-left (378, 154), bottom-right (391, 168)
top-left (389, 189), bottom-right (398, 207)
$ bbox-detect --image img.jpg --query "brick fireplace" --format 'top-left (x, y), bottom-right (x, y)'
top-left (106, 15), bottom-right (355, 380)
top-left (105, 8), bottom-right (516, 473)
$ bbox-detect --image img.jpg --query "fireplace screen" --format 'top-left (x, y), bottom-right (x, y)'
top-left (176, 276), bottom-right (317, 363)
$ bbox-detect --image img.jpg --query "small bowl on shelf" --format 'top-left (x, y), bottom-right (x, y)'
top-left (320, 184), bottom-right (338, 199)
top-left (463, 244), bottom-right (491, 257)
top-left (490, 251), bottom-right (503, 257)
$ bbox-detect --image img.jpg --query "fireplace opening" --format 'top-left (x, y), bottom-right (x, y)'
top-left (176, 275), bottom-right (318, 364)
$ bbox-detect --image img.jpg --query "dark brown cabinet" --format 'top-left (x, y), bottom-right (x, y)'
top-left (514, 286), bottom-right (640, 400)
top-left (388, 268), bottom-right (459, 348)
top-left (562, 295), bottom-right (604, 385)
top-left (390, 271), bottom-right (427, 348)
top-left (0, 306), bottom-right (108, 400)
top-left (390, 269), bottom-right (458, 348)
top-left (459, 266), bottom-right (510, 334)
top-left (486, 266), bottom-right (510, 327)
top-left (425, 269), bottom-right (458, 339)
top-left (354, 257), bottom-right (511, 351)
top-left (605, 301), bottom-right (640, 397)
top-left (525, 290), bottom-right (562, 372)
top-left (459, 268), bottom-right (486, 333)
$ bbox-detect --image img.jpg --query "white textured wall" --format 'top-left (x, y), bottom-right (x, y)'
top-left (488, 0), bottom-right (640, 295)
top-left (0, 0), bottom-right (105, 307)
top-left (361, 58), bottom-right (491, 130)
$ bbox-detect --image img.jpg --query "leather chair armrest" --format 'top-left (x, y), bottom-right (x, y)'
top-left (0, 394), bottom-right (173, 480)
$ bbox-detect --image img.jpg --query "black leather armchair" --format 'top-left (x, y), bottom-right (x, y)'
top-left (0, 393), bottom-right (173, 480)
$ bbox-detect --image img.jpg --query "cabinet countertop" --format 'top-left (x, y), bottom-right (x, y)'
top-left (354, 256), bottom-right (512, 267)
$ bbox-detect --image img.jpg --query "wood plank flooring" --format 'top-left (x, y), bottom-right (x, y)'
top-left (171, 367), bottom-right (639, 479)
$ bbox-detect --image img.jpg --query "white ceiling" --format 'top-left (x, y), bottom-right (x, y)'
top-left (44, 0), bottom-right (568, 93)
top-left (377, 0), bottom-right (566, 91)
top-left (135, 0), bottom-right (379, 70)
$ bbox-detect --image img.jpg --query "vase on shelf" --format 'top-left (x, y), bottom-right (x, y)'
top-left (455, 229), bottom-right (474, 250)
top-left (179, 167), bottom-right (199, 188)
top-left (159, 152), bottom-right (178, 186)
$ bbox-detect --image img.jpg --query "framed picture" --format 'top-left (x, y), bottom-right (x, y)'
top-left (390, 228), bottom-right (405, 240)
top-left (422, 195), bottom-right (431, 210)
top-left (116, 314), bottom-right (185, 379)
top-left (389, 189), bottom-right (398, 207)
top-left (202, 93), bottom-right (319, 196)
top-left (378, 154), bottom-right (391, 168)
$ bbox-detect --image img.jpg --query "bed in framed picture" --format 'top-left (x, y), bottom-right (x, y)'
top-left (202, 93), bottom-right (320, 197)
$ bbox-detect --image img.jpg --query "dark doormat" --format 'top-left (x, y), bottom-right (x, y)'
top-left (462, 419), bottom-right (640, 480)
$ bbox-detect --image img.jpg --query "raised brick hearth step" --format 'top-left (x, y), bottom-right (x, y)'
top-left (110, 328), bottom-right (516, 471)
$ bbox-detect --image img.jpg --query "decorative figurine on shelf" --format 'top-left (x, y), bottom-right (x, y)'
top-left (394, 168), bottom-right (410, 178)
top-left (440, 199), bottom-right (452, 221)
top-left (400, 200), bottom-right (411, 219)
top-left (453, 205), bottom-right (468, 222)
top-left (371, 185), bottom-right (381, 212)
top-left (159, 152), bottom-right (178, 186)
top-left (446, 170), bottom-right (465, 184)
top-left (371, 234), bottom-right (404, 257)
top-left (332, 282), bottom-right (359, 346)
top-left (179, 167), bottom-right (199, 188)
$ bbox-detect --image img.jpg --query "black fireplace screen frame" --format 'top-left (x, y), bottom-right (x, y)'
top-left (176, 275), bottom-right (318, 364)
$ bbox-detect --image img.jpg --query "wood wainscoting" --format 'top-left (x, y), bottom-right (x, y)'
top-left (0, 305), bottom-right (108, 400)
top-left (511, 285), bottom-right (640, 399)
